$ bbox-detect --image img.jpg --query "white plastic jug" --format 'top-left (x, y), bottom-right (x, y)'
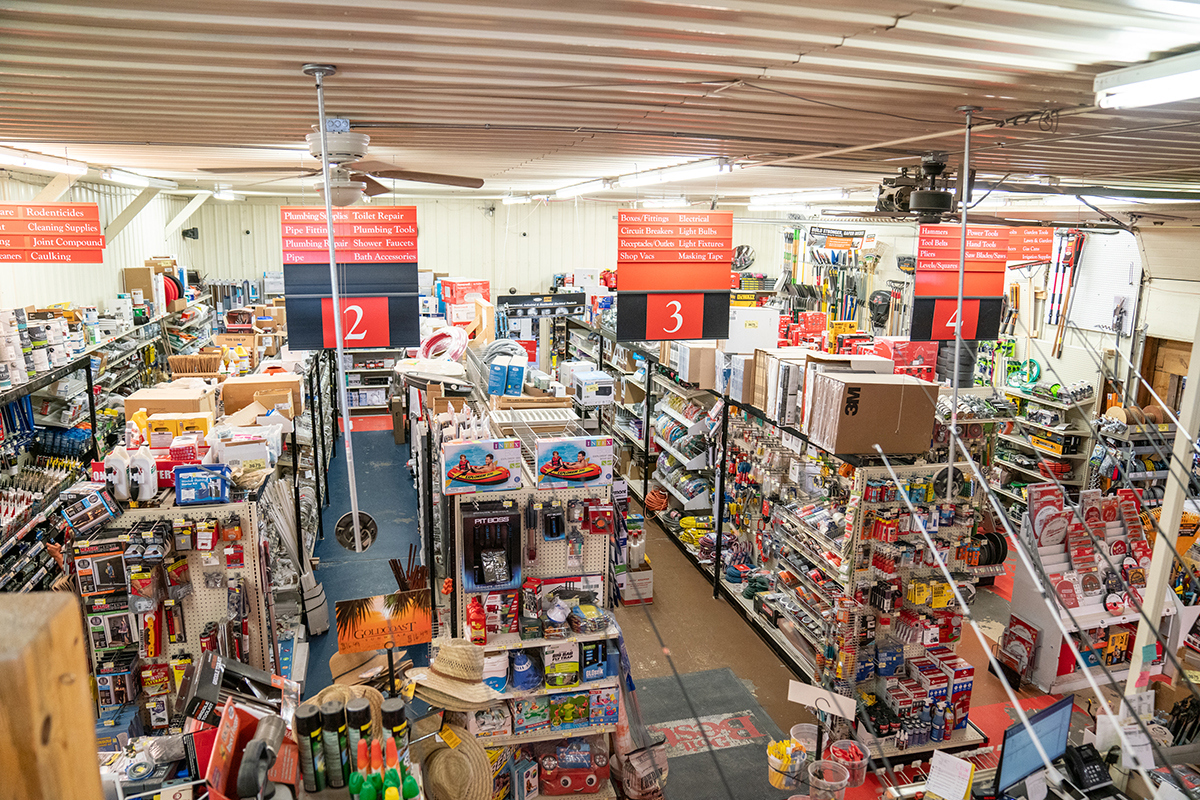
top-left (104, 446), bottom-right (131, 501)
top-left (129, 445), bottom-right (158, 502)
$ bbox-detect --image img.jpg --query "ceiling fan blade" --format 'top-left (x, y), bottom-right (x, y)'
top-left (343, 159), bottom-right (400, 173)
top-left (370, 169), bottom-right (485, 189)
top-left (199, 166), bottom-right (317, 174)
top-left (353, 173), bottom-right (391, 197)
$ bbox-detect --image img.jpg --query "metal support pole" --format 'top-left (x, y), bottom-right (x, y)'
top-left (309, 367), bottom-right (326, 540)
top-left (1127, 304), bottom-right (1200, 688)
top-left (304, 63), bottom-right (364, 552)
top-left (712, 396), bottom-right (730, 599)
top-left (423, 420), bottom-right (436, 594)
top-left (642, 354), bottom-right (653, 501)
top-left (83, 356), bottom-right (98, 459)
top-left (946, 106), bottom-right (978, 499)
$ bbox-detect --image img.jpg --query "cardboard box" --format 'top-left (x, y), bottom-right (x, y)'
top-left (806, 372), bottom-right (935, 455)
top-left (676, 343), bottom-right (716, 389)
top-left (723, 307), bottom-right (781, 355)
top-left (125, 384), bottom-right (218, 418)
top-left (728, 354), bottom-right (756, 405)
top-left (441, 278), bottom-right (491, 305)
top-left (252, 389), bottom-right (294, 420)
top-left (801, 352), bottom-right (894, 434)
top-left (213, 333), bottom-right (261, 368)
top-left (221, 373), bottom-right (304, 416)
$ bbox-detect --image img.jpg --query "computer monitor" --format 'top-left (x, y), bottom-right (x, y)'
top-left (994, 695), bottom-right (1075, 795)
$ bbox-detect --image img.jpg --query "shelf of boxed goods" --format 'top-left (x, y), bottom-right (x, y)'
top-left (997, 432), bottom-right (1090, 460)
top-left (479, 723), bottom-right (620, 748)
top-left (1006, 510), bottom-right (1188, 694)
top-left (993, 456), bottom-right (1085, 486)
top-left (480, 626), bottom-right (620, 653)
top-left (492, 675), bottom-right (620, 702)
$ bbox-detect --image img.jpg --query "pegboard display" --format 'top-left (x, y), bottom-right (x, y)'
top-left (452, 482), bottom-right (612, 633)
top-left (117, 498), bottom-right (272, 673)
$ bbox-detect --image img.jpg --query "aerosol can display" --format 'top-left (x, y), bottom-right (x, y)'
top-left (104, 446), bottom-right (131, 501)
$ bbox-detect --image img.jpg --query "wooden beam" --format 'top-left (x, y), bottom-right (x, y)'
top-left (31, 173), bottom-right (76, 202)
top-left (164, 192), bottom-right (210, 237)
top-left (103, 186), bottom-right (160, 240)
top-left (0, 593), bottom-right (103, 800)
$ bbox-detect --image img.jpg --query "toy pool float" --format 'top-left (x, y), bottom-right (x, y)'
top-left (447, 465), bottom-right (511, 485)
top-left (540, 462), bottom-right (602, 481)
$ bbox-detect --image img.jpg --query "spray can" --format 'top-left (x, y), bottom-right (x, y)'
top-left (321, 700), bottom-right (349, 788)
top-left (295, 705), bottom-right (325, 792)
top-left (346, 697), bottom-right (372, 757)
top-left (381, 697), bottom-right (409, 763)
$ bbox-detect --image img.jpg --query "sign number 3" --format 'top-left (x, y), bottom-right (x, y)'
top-left (664, 300), bottom-right (684, 334)
top-left (648, 294), bottom-right (701, 339)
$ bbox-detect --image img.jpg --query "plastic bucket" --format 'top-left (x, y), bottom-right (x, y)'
top-left (768, 750), bottom-right (807, 791)
top-left (808, 760), bottom-right (850, 800)
top-left (790, 723), bottom-right (818, 755)
top-left (826, 739), bottom-right (869, 787)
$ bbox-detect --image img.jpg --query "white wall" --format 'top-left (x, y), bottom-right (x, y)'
top-left (0, 173), bottom-right (188, 309)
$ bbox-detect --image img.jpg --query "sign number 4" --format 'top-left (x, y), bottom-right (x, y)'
top-left (646, 294), bottom-right (702, 340)
top-left (322, 296), bottom-right (391, 348)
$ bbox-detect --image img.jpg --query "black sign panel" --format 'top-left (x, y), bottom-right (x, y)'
top-left (283, 262), bottom-right (420, 350)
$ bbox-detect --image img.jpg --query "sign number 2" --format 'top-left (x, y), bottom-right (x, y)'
top-left (343, 305), bottom-right (367, 340)
top-left (322, 296), bottom-right (391, 348)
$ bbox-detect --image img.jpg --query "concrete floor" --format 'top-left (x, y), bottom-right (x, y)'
top-left (613, 508), bottom-right (817, 733)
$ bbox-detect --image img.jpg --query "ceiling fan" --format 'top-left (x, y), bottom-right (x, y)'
top-left (200, 125), bottom-right (484, 204)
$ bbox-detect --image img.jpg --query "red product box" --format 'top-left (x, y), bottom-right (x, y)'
top-left (155, 459), bottom-right (190, 488)
top-left (441, 278), bottom-right (491, 305)
top-left (794, 311), bottom-right (828, 334)
top-left (874, 337), bottom-right (939, 367)
top-left (951, 687), bottom-right (971, 729)
top-left (895, 364), bottom-right (936, 383)
top-left (938, 656), bottom-right (975, 683)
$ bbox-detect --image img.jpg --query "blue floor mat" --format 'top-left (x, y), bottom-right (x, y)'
top-left (305, 430), bottom-right (427, 695)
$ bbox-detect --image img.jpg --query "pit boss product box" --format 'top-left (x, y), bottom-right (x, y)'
top-left (441, 438), bottom-right (524, 495)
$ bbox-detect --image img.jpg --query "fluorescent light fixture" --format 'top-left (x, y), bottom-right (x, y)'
top-left (502, 194), bottom-right (532, 205)
top-left (749, 189), bottom-right (846, 207)
top-left (1095, 49), bottom-right (1200, 108)
top-left (213, 189), bottom-right (244, 201)
top-left (101, 168), bottom-right (149, 188)
top-left (0, 146), bottom-right (87, 176)
top-left (617, 159), bottom-right (730, 189)
top-left (640, 197), bottom-right (689, 208)
top-left (555, 179), bottom-right (609, 199)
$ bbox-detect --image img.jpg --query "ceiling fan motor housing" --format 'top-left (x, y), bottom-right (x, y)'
top-left (306, 131), bottom-right (370, 163)
top-left (909, 189), bottom-right (953, 214)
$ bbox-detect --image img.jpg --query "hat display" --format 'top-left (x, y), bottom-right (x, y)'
top-left (404, 639), bottom-right (500, 711)
top-left (330, 650), bottom-right (389, 686)
top-left (412, 723), bottom-right (492, 800)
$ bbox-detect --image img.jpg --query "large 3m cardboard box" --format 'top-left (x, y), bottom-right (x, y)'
top-left (805, 372), bottom-right (935, 455)
top-left (125, 383), bottom-right (218, 418)
top-left (221, 374), bottom-right (304, 416)
top-left (801, 352), bottom-right (894, 435)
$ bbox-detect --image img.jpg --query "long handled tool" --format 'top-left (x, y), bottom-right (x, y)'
top-left (1052, 231), bottom-right (1086, 358)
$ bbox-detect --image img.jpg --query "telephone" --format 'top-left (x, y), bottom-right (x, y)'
top-left (1062, 744), bottom-right (1112, 792)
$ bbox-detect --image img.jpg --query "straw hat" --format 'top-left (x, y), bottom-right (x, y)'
top-left (413, 723), bottom-right (492, 800)
top-left (404, 639), bottom-right (500, 711)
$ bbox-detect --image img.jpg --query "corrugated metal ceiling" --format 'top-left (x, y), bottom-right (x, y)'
top-left (3, 0), bottom-right (1200, 199)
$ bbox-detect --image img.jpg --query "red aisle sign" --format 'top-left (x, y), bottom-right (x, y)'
top-left (911, 224), bottom-right (1009, 342)
top-left (280, 206), bottom-right (418, 264)
top-left (1007, 227), bottom-right (1054, 262)
top-left (616, 210), bottom-right (733, 341)
top-left (321, 297), bottom-right (391, 348)
top-left (0, 204), bottom-right (105, 263)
